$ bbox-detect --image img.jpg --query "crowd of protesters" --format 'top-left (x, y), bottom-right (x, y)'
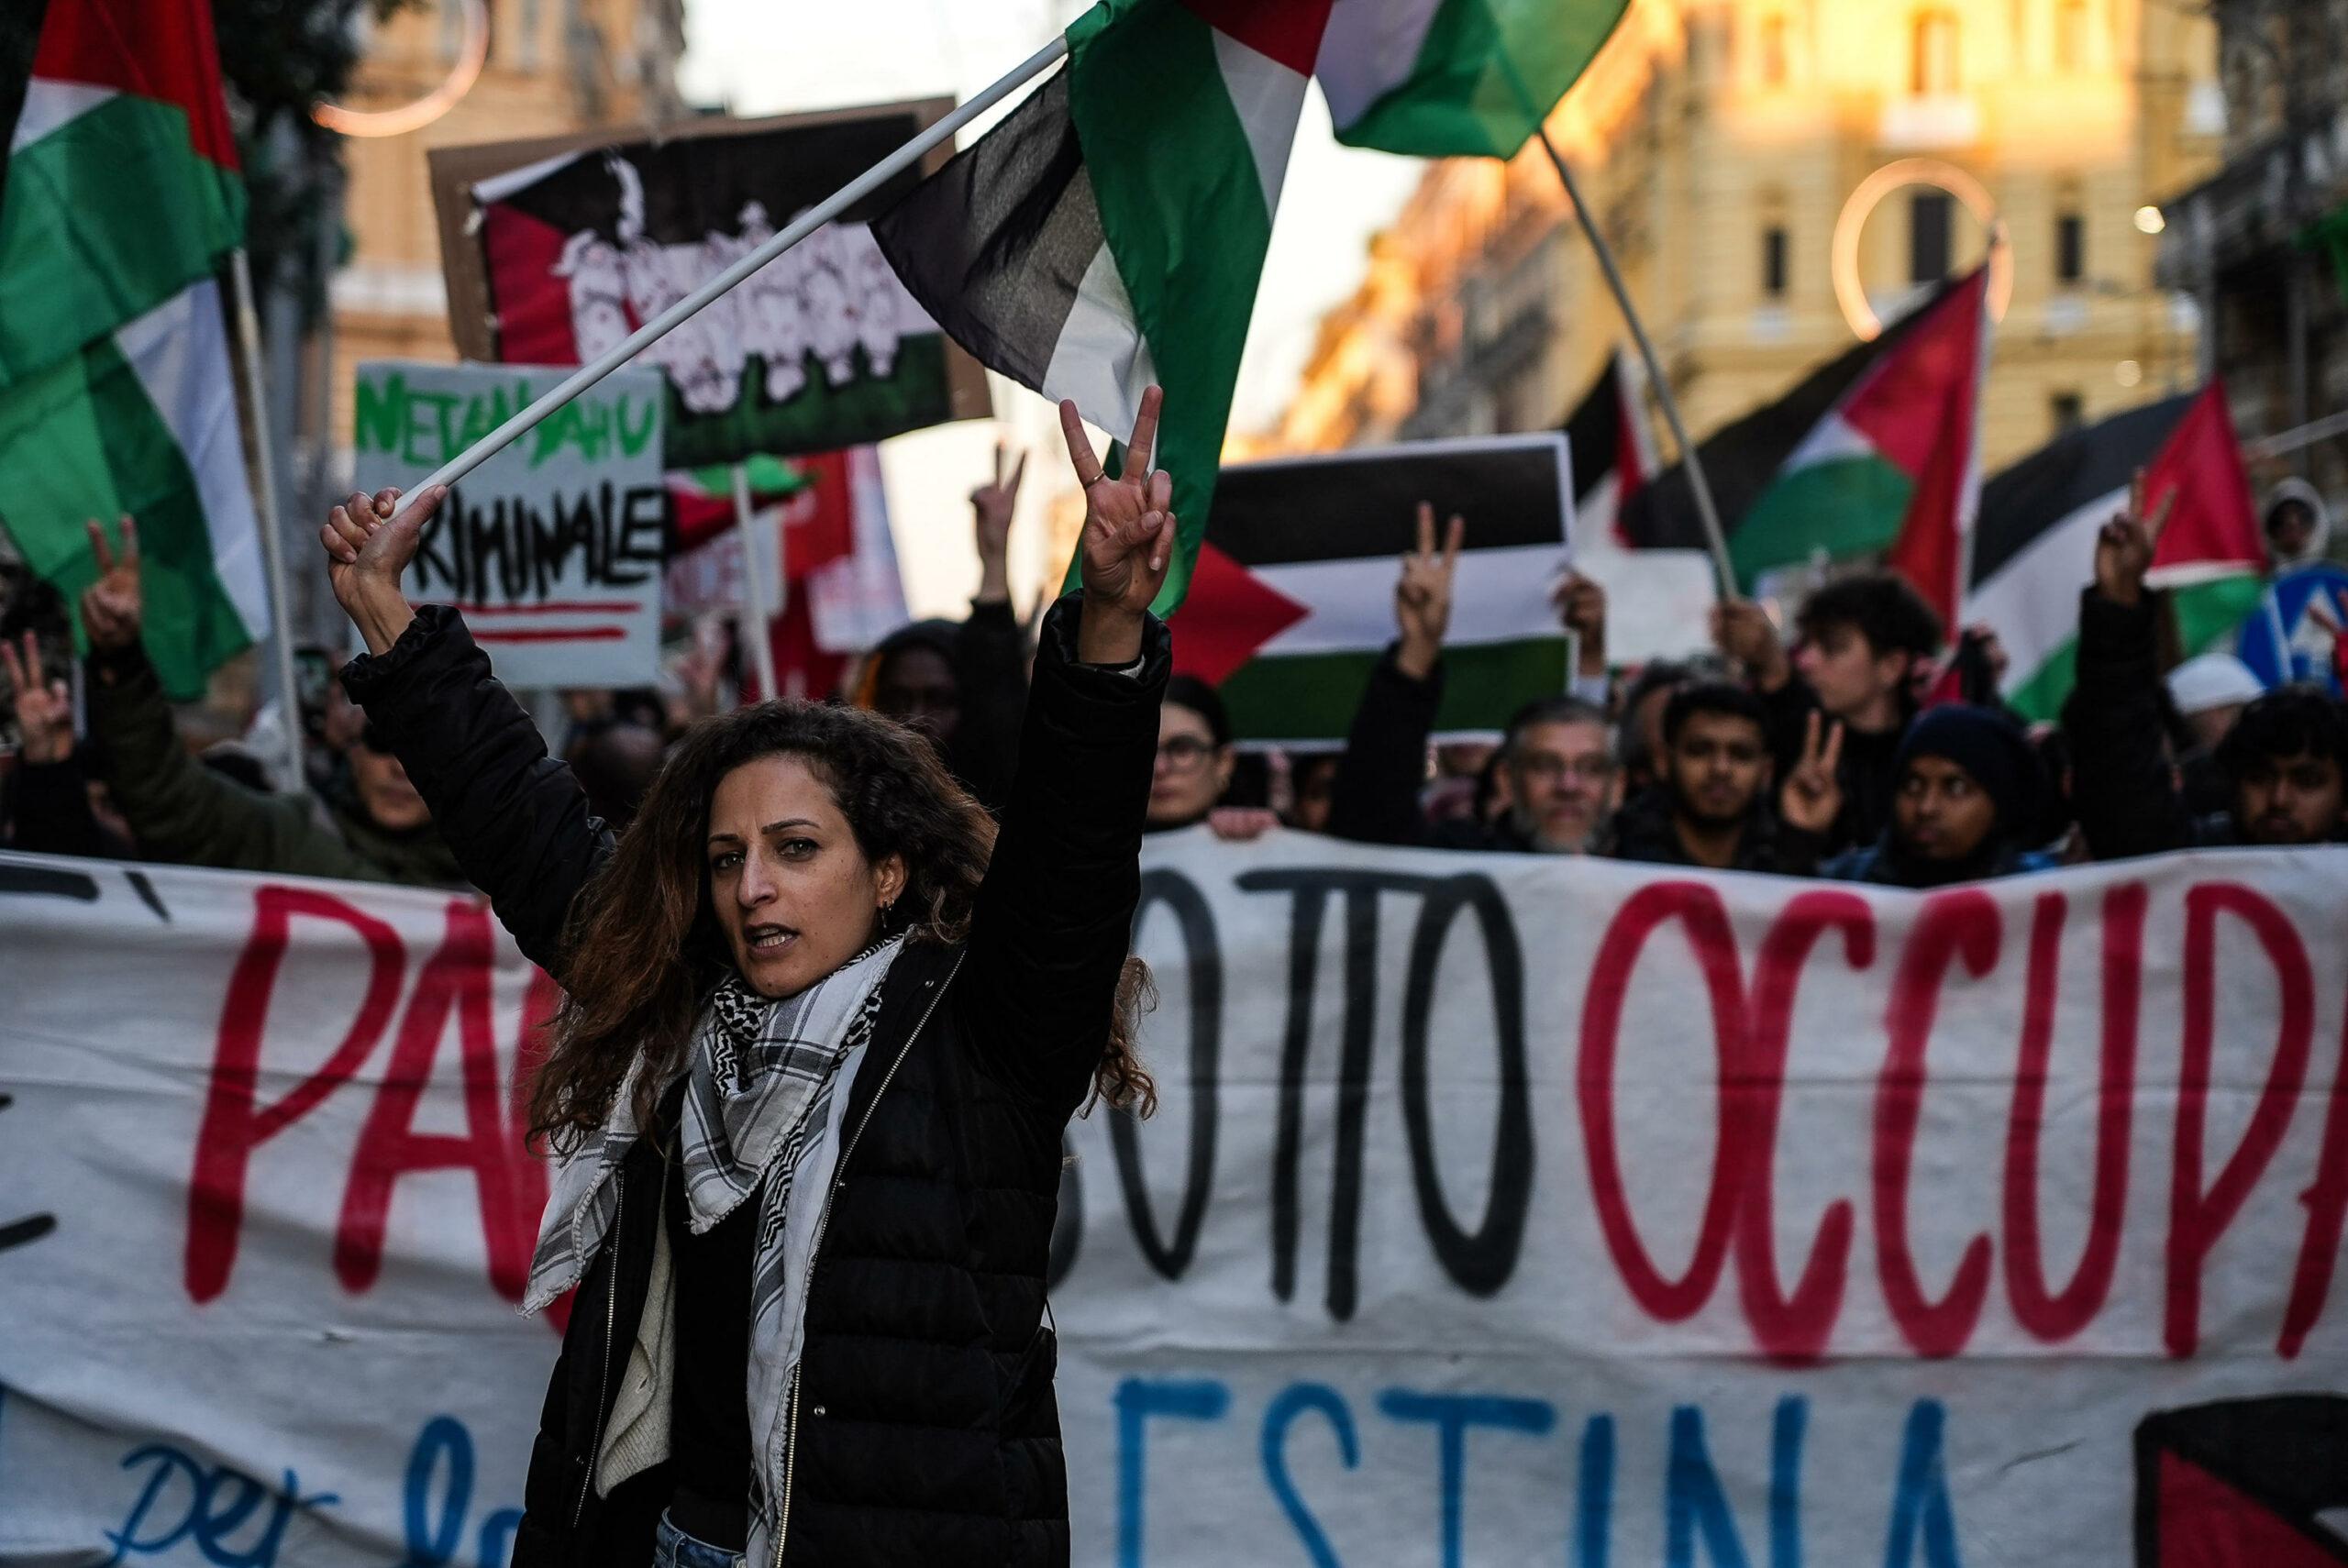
top-left (4, 458), bottom-right (2344, 897)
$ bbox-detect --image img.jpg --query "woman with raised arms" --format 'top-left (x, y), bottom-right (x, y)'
top-left (319, 390), bottom-right (1179, 1568)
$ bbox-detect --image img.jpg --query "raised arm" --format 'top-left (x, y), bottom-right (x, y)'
top-left (1328, 504), bottom-right (1460, 845)
top-left (323, 488), bottom-right (614, 973)
top-left (2069, 475), bottom-right (2193, 861)
top-left (959, 391), bottom-right (1173, 1112)
top-left (72, 519), bottom-right (379, 879)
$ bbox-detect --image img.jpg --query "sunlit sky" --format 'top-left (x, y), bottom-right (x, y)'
top-left (676, 0), bottom-right (1426, 614)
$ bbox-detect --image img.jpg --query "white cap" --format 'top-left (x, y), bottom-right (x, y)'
top-left (2165, 653), bottom-right (2265, 715)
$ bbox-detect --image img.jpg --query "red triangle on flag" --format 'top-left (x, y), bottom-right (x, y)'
top-left (2147, 381), bottom-right (2265, 581)
top-left (2150, 1451), bottom-right (2348, 1566)
top-left (32, 0), bottom-right (240, 171)
top-left (1170, 541), bottom-right (1310, 688)
top-left (1867, 267), bottom-right (1992, 628)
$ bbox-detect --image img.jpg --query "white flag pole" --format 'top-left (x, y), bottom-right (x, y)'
top-left (386, 32), bottom-right (1072, 528)
top-left (1535, 127), bottom-right (1738, 597)
top-left (731, 461), bottom-right (781, 701)
top-left (226, 248), bottom-right (306, 790)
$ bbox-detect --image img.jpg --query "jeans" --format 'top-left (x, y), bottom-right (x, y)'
top-left (653, 1510), bottom-right (748, 1568)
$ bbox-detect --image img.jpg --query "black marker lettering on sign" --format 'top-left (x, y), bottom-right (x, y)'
top-left (1110, 870), bottom-right (1223, 1280)
top-left (1232, 867), bottom-right (1534, 1320)
top-left (1399, 875), bottom-right (1533, 1295)
top-left (412, 481), bottom-right (668, 602)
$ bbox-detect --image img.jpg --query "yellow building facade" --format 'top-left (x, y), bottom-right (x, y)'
top-left (327, 0), bottom-right (682, 421)
top-left (1276, 0), bottom-right (2225, 474)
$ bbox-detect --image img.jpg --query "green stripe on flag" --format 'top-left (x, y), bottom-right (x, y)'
top-left (1336, 0), bottom-right (1632, 160)
top-left (2007, 639), bottom-right (2079, 724)
top-left (2003, 574), bottom-right (2265, 723)
top-left (1066, 0), bottom-right (1275, 614)
top-left (0, 335), bottom-right (255, 697)
top-left (1729, 453), bottom-right (1914, 587)
top-left (0, 94), bottom-right (244, 388)
top-left (2171, 574), bottom-right (2265, 662)
top-left (1222, 637), bottom-right (1570, 742)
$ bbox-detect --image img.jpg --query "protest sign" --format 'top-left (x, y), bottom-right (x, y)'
top-left (428, 105), bottom-right (991, 469)
top-left (1180, 435), bottom-right (1575, 743)
top-left (6, 841), bottom-right (2348, 1564)
top-left (354, 359), bottom-right (665, 688)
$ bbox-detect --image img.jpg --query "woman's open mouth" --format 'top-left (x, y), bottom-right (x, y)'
top-left (747, 924), bottom-right (799, 955)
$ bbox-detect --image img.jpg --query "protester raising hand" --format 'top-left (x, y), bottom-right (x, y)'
top-left (970, 441), bottom-right (1026, 604)
top-left (1061, 386), bottom-right (1175, 663)
top-left (1778, 709), bottom-right (1846, 837)
top-left (319, 484), bottom-right (448, 657)
top-left (1552, 570), bottom-right (1610, 679)
top-left (2092, 469), bottom-right (2178, 609)
top-left (1394, 502), bottom-right (1465, 681)
top-left (1, 632), bottom-right (72, 765)
top-left (79, 516), bottom-right (142, 652)
top-left (1710, 596), bottom-right (1791, 691)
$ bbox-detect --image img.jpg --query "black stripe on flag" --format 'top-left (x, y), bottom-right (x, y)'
top-left (486, 111), bottom-right (930, 245)
top-left (1620, 271), bottom-right (1971, 551)
top-left (1206, 436), bottom-right (1570, 567)
top-left (1970, 394), bottom-right (2191, 585)
top-left (871, 70), bottom-right (1102, 399)
top-left (1562, 355), bottom-right (1627, 506)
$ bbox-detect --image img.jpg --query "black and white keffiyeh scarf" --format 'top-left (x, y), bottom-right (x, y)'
top-left (524, 935), bottom-right (903, 1528)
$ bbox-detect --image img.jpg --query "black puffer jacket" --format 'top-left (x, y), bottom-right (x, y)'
top-left (343, 595), bottom-right (1166, 1568)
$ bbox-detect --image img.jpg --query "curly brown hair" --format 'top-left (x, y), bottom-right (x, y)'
top-left (529, 699), bottom-right (1155, 1152)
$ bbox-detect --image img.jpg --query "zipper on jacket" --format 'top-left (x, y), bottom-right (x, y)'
top-left (773, 954), bottom-right (964, 1567)
top-left (572, 1167), bottom-right (625, 1532)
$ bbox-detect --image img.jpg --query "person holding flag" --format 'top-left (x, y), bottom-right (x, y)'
top-left (319, 391), bottom-right (1180, 1568)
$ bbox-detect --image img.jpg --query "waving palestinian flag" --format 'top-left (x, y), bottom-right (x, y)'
top-left (1318, 0), bottom-right (1633, 160)
top-left (877, 0), bottom-right (1333, 614)
top-left (1966, 383), bottom-right (2265, 719)
top-left (0, 0), bottom-right (268, 697)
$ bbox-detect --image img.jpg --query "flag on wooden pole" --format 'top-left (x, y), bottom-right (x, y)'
top-left (0, 0), bottom-right (268, 697)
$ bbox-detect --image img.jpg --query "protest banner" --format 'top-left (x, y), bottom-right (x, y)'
top-left (6, 840), bottom-right (2348, 1563)
top-left (427, 105), bottom-right (991, 469)
top-left (353, 359), bottom-right (665, 688)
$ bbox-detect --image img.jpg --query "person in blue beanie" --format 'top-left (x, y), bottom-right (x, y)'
top-left (1783, 702), bottom-right (2058, 888)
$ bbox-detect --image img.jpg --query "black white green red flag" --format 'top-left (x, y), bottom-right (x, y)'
top-left (876, 0), bottom-right (1334, 614)
top-left (1966, 383), bottom-right (2265, 721)
top-left (1173, 434), bottom-right (1573, 744)
top-left (0, 0), bottom-right (266, 697)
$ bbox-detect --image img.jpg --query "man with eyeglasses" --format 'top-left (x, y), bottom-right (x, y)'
top-left (1328, 505), bottom-right (1618, 855)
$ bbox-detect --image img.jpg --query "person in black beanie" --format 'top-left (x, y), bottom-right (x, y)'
top-left (1794, 704), bottom-right (2057, 888)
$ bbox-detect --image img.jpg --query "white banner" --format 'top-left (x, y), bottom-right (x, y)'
top-left (353, 360), bottom-right (667, 688)
top-left (6, 839), bottom-right (2348, 1564)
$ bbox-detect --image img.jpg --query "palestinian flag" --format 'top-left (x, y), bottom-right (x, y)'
top-left (875, 0), bottom-right (1330, 614)
top-left (1966, 383), bottom-right (2265, 721)
top-left (1618, 271), bottom-right (1988, 585)
top-left (1176, 434), bottom-right (1573, 744)
top-left (0, 0), bottom-right (268, 698)
top-left (1734, 264), bottom-right (1991, 619)
top-left (1318, 0), bottom-right (1634, 160)
top-left (1563, 348), bottom-right (1656, 548)
top-left (2133, 1397), bottom-right (2348, 1566)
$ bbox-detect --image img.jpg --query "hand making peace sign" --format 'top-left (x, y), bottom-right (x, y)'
top-left (2092, 467), bottom-right (2177, 609)
top-left (1778, 709), bottom-right (1846, 838)
top-left (79, 516), bottom-right (143, 653)
top-left (1061, 386), bottom-right (1175, 663)
top-left (1394, 502), bottom-right (1465, 681)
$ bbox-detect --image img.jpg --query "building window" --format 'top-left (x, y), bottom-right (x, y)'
top-left (1911, 191), bottom-right (1953, 284)
top-left (2051, 392), bottom-right (2086, 436)
top-left (1763, 225), bottom-right (1789, 298)
top-left (2055, 211), bottom-right (2085, 284)
top-left (1758, 14), bottom-right (1789, 86)
top-left (1911, 9), bottom-right (1960, 94)
top-left (2054, 0), bottom-right (2090, 72)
